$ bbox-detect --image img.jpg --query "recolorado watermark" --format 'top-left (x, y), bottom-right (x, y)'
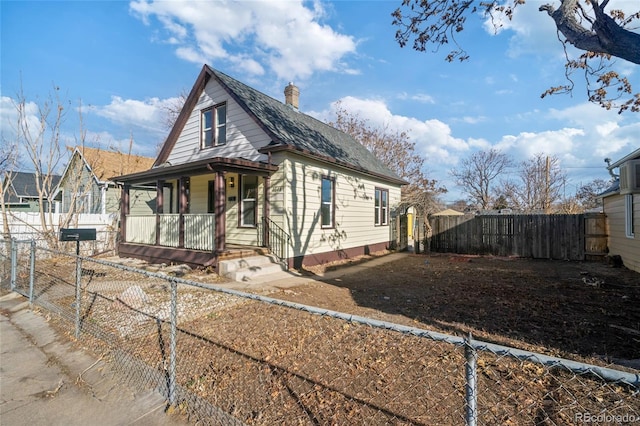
top-left (575, 412), bottom-right (640, 423)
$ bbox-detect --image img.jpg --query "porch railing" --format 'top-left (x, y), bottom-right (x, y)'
top-left (259, 217), bottom-right (290, 268)
top-left (159, 214), bottom-right (180, 247)
top-left (125, 214), bottom-right (215, 251)
top-left (126, 215), bottom-right (156, 245)
top-left (184, 214), bottom-right (215, 251)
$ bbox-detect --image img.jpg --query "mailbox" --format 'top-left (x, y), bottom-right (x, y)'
top-left (59, 228), bottom-right (97, 242)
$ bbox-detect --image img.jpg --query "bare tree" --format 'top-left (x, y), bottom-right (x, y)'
top-left (392, 0), bottom-right (640, 112)
top-left (329, 102), bottom-right (446, 215)
top-left (160, 89), bottom-right (188, 131)
top-left (450, 148), bottom-right (513, 210)
top-left (575, 178), bottom-right (612, 209)
top-left (499, 153), bottom-right (567, 213)
top-left (0, 153), bottom-right (20, 243)
top-left (4, 84), bottom-right (98, 248)
top-left (0, 140), bottom-right (19, 175)
top-left (448, 199), bottom-right (473, 212)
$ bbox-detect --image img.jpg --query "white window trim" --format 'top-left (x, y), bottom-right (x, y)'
top-left (321, 176), bottom-right (334, 229)
top-left (240, 175), bottom-right (257, 227)
top-left (201, 102), bottom-right (226, 149)
top-left (375, 188), bottom-right (389, 226)
top-left (625, 193), bottom-right (635, 238)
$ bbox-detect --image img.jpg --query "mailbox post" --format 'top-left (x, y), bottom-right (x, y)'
top-left (59, 228), bottom-right (96, 339)
top-left (59, 228), bottom-right (97, 255)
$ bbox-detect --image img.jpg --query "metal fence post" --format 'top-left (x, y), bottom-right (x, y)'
top-left (10, 239), bottom-right (17, 291)
top-left (465, 333), bottom-right (478, 426)
top-left (169, 278), bottom-right (177, 406)
top-left (29, 240), bottom-right (36, 304)
top-left (74, 254), bottom-right (82, 339)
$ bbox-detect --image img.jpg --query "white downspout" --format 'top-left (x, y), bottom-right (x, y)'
top-left (101, 184), bottom-right (107, 215)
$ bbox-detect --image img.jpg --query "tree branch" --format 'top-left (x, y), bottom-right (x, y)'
top-left (540, 0), bottom-right (640, 64)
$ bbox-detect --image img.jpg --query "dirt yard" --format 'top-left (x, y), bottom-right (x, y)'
top-left (11, 250), bottom-right (639, 424)
top-left (270, 253), bottom-right (640, 365)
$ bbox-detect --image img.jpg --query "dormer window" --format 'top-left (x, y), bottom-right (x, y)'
top-left (202, 103), bottom-right (226, 148)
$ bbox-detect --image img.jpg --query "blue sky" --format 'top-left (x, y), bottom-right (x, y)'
top-left (2, 0), bottom-right (639, 203)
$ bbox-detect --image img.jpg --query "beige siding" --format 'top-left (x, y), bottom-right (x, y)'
top-left (226, 173), bottom-right (266, 246)
top-left (167, 79), bottom-right (271, 166)
top-left (604, 194), bottom-right (640, 273)
top-left (103, 186), bottom-right (155, 215)
top-left (188, 175), bottom-right (211, 214)
top-left (188, 173), bottom-right (264, 246)
top-left (272, 152), bottom-right (402, 261)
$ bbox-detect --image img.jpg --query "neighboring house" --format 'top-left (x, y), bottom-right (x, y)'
top-left (431, 208), bottom-right (465, 216)
top-left (58, 146), bottom-right (155, 215)
top-left (600, 148), bottom-right (640, 273)
top-left (1, 171), bottom-right (61, 212)
top-left (115, 65), bottom-right (406, 270)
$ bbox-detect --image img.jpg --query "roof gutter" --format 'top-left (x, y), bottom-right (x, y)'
top-left (114, 157), bottom-right (278, 185)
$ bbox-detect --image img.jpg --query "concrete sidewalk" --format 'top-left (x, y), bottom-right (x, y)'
top-left (0, 292), bottom-right (189, 426)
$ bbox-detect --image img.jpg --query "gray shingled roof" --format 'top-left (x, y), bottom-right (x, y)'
top-left (210, 66), bottom-right (405, 184)
top-left (3, 171), bottom-right (61, 203)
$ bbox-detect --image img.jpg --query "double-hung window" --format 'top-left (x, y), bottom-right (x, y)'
top-left (321, 176), bottom-right (335, 228)
top-left (240, 175), bottom-right (258, 227)
top-left (202, 103), bottom-right (226, 148)
top-left (374, 188), bottom-right (388, 226)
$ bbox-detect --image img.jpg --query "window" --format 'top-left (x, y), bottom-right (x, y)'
top-left (374, 188), bottom-right (388, 226)
top-left (321, 176), bottom-right (335, 228)
top-left (240, 175), bottom-right (258, 227)
top-left (625, 194), bottom-right (635, 238)
top-left (202, 103), bottom-right (226, 148)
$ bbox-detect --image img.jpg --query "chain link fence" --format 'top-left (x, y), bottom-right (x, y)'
top-left (2, 239), bottom-right (638, 425)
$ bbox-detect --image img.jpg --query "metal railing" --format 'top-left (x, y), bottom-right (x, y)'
top-left (2, 239), bottom-right (639, 425)
top-left (259, 216), bottom-right (290, 268)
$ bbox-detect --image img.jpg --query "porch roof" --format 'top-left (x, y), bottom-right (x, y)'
top-left (113, 156), bottom-right (278, 185)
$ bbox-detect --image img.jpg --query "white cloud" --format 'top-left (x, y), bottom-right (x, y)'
top-left (88, 95), bottom-right (178, 133)
top-left (494, 128), bottom-right (584, 159)
top-left (397, 92), bottom-right (436, 104)
top-left (454, 116), bottom-right (487, 124)
top-left (312, 95), bottom-right (637, 197)
top-left (311, 96), bottom-right (476, 166)
top-left (483, 1), bottom-right (561, 59)
top-left (129, 0), bottom-right (357, 81)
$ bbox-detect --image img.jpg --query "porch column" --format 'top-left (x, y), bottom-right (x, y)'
top-left (215, 171), bottom-right (226, 252)
top-left (179, 177), bottom-right (188, 248)
top-left (156, 180), bottom-right (164, 246)
top-left (263, 175), bottom-right (270, 247)
top-left (120, 184), bottom-right (130, 243)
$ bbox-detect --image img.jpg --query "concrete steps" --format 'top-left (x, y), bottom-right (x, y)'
top-left (218, 253), bottom-right (288, 282)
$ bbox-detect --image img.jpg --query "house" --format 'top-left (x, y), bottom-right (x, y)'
top-left (1, 171), bottom-right (61, 212)
top-left (115, 65), bottom-right (406, 271)
top-left (58, 146), bottom-right (155, 215)
top-left (431, 208), bottom-right (464, 216)
top-left (600, 148), bottom-right (640, 273)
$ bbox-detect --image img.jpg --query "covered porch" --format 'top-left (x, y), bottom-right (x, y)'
top-left (116, 157), bottom-right (279, 269)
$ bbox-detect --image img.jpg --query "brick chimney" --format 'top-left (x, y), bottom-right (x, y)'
top-left (284, 82), bottom-right (299, 110)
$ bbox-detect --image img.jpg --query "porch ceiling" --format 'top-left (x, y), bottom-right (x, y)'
top-left (113, 156), bottom-right (278, 185)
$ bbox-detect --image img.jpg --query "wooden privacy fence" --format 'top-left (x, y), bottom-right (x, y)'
top-left (428, 213), bottom-right (607, 260)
